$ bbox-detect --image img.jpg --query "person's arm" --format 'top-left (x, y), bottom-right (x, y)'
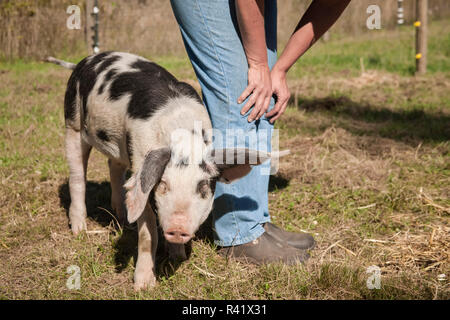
top-left (266, 0), bottom-right (351, 123)
top-left (235, 0), bottom-right (272, 122)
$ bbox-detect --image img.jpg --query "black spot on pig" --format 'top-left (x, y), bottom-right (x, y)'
top-left (126, 131), bottom-right (133, 167)
top-left (110, 59), bottom-right (178, 120)
top-left (176, 157), bottom-right (189, 167)
top-left (104, 68), bottom-right (117, 82)
top-left (96, 129), bottom-right (110, 142)
top-left (171, 81), bottom-right (202, 105)
top-left (98, 68), bottom-right (118, 95)
top-left (78, 52), bottom-right (113, 122)
top-left (196, 179), bottom-right (213, 199)
top-left (64, 52), bottom-right (114, 125)
top-left (97, 55), bottom-right (121, 75)
top-left (199, 160), bottom-right (216, 176)
top-left (110, 59), bottom-right (202, 120)
top-left (64, 76), bottom-right (81, 123)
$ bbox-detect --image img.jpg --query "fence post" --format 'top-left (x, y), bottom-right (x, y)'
top-left (397, 0), bottom-right (404, 25)
top-left (92, 0), bottom-right (100, 53)
top-left (415, 0), bottom-right (427, 74)
top-left (85, 0), bottom-right (99, 54)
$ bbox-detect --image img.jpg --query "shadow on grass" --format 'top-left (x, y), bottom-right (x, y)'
top-left (58, 181), bottom-right (189, 279)
top-left (57, 174), bottom-right (291, 278)
top-left (293, 96), bottom-right (450, 144)
top-left (269, 174), bottom-right (290, 192)
top-left (194, 176), bottom-right (290, 245)
top-left (58, 181), bottom-right (115, 228)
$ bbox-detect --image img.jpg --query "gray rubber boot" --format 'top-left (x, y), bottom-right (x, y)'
top-left (264, 223), bottom-right (316, 250)
top-left (217, 232), bottom-right (310, 265)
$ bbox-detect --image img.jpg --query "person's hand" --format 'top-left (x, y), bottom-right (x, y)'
top-left (266, 66), bottom-right (290, 123)
top-left (238, 63), bottom-right (272, 122)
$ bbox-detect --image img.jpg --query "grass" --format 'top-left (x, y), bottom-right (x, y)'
top-left (0, 20), bottom-right (449, 300)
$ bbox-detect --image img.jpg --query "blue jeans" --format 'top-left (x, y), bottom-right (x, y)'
top-left (170, 0), bottom-right (277, 246)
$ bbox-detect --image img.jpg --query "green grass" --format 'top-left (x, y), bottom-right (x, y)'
top-left (0, 19), bottom-right (449, 300)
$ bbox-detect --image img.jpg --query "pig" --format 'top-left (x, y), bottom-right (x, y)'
top-left (49, 51), bottom-right (281, 290)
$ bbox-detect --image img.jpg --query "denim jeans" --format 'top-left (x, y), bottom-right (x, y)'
top-left (170, 0), bottom-right (277, 246)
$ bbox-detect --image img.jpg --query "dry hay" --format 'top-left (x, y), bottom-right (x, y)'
top-left (376, 219), bottom-right (449, 274)
top-left (277, 125), bottom-right (449, 296)
top-left (280, 126), bottom-right (396, 190)
top-left (330, 70), bottom-right (400, 89)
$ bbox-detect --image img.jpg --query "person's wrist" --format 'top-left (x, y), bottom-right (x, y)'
top-left (248, 59), bottom-right (269, 70)
top-left (271, 63), bottom-right (288, 76)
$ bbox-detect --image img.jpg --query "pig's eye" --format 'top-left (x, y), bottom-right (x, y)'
top-left (196, 180), bottom-right (210, 199)
top-left (156, 180), bottom-right (169, 195)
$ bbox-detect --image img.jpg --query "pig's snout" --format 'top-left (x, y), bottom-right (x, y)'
top-left (164, 228), bottom-right (191, 244)
top-left (164, 210), bottom-right (192, 243)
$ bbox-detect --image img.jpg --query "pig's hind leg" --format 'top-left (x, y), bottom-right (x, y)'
top-left (65, 128), bottom-right (92, 235)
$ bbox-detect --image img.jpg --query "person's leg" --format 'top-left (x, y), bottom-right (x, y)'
top-left (170, 0), bottom-right (275, 247)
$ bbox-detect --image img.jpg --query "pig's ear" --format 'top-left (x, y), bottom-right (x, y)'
top-left (209, 148), bottom-right (288, 184)
top-left (124, 147), bottom-right (171, 223)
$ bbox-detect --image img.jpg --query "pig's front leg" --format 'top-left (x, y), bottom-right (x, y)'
top-left (108, 159), bottom-right (127, 225)
top-left (134, 203), bottom-right (158, 290)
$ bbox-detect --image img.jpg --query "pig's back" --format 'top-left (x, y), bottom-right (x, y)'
top-left (63, 51), bottom-right (202, 166)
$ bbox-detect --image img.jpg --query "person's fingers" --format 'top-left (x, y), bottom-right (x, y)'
top-left (269, 99), bottom-right (288, 123)
top-left (267, 93), bottom-right (288, 122)
top-left (266, 91), bottom-right (286, 118)
top-left (266, 92), bottom-right (281, 118)
top-left (238, 83), bottom-right (256, 105)
top-left (256, 94), bottom-right (272, 120)
top-left (240, 90), bottom-right (258, 115)
top-left (240, 65), bottom-right (272, 121)
top-left (248, 90), bottom-right (266, 121)
top-left (249, 86), bottom-right (272, 121)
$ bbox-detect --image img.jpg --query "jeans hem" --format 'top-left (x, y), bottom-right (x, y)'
top-left (214, 222), bottom-right (267, 247)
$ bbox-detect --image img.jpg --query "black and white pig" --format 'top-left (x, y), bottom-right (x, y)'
top-left (51, 51), bottom-right (281, 290)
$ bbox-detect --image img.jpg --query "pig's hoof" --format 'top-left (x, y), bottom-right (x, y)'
top-left (134, 273), bottom-right (157, 291)
top-left (70, 216), bottom-right (87, 235)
